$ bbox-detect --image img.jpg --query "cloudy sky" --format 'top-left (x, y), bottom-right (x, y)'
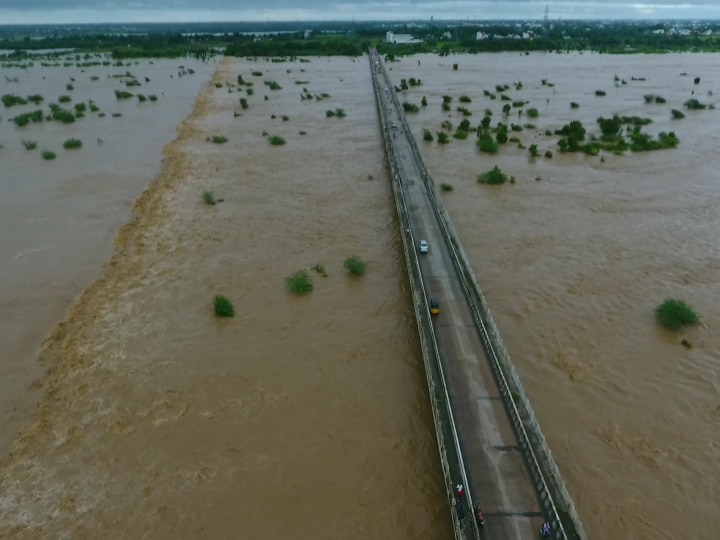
top-left (1, 1), bottom-right (718, 25)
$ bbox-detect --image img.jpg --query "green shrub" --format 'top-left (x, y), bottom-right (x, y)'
top-left (63, 138), bottom-right (82, 149)
top-left (66, 83), bottom-right (74, 91)
top-left (74, 102), bottom-right (86, 113)
top-left (137, 94), bottom-right (147, 102)
top-left (114, 90), bottom-right (133, 99)
top-left (655, 299), bottom-right (699, 330)
top-left (527, 108), bottom-right (539, 118)
top-left (436, 132), bottom-right (450, 144)
top-left (570, 102), bottom-right (579, 109)
top-left (2, 94), bottom-right (28, 107)
top-left (544, 150), bottom-right (553, 158)
top-left (11, 109), bottom-right (44, 126)
top-left (478, 165), bottom-right (508, 185)
top-left (149, 94), bottom-right (158, 101)
top-left (440, 183), bottom-right (453, 191)
top-left (529, 144), bottom-right (540, 157)
top-left (402, 102), bottom-right (419, 113)
top-left (251, 71), bottom-right (263, 76)
top-left (41, 150), bottom-right (56, 160)
top-left (671, 109), bottom-right (685, 119)
top-left (202, 191), bottom-right (216, 205)
top-left (286, 270), bottom-right (313, 294)
top-left (268, 135), bottom-right (286, 145)
top-left (213, 294), bottom-right (235, 318)
top-left (442, 102), bottom-right (451, 111)
top-left (595, 90), bottom-right (606, 96)
top-left (264, 80), bottom-right (282, 90)
top-left (58, 95), bottom-right (72, 103)
top-left (240, 97), bottom-right (249, 109)
top-left (22, 140), bottom-right (38, 150)
top-left (457, 106), bottom-right (472, 116)
top-left (344, 255), bottom-right (366, 276)
top-left (282, 115), bottom-right (289, 121)
top-left (208, 135), bottom-right (228, 144)
top-left (26, 94), bottom-right (44, 104)
top-left (421, 96), bottom-right (427, 107)
top-left (477, 136), bottom-right (499, 153)
top-left (423, 129), bottom-right (433, 141)
top-left (459, 95), bottom-right (471, 103)
top-left (311, 263), bottom-right (327, 277)
top-left (684, 98), bottom-right (706, 110)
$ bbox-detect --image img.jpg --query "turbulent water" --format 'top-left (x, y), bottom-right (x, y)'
top-left (2, 50), bottom-right (720, 540)
top-left (392, 52), bottom-right (720, 540)
top-left (0, 56), bottom-right (217, 451)
top-left (0, 57), bottom-right (450, 539)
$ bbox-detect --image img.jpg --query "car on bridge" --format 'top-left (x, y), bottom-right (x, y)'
top-left (429, 298), bottom-right (440, 316)
top-left (418, 240), bottom-right (429, 253)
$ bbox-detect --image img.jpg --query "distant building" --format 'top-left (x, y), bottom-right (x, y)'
top-left (385, 31), bottom-right (423, 45)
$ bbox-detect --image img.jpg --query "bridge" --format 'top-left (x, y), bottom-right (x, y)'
top-left (368, 49), bottom-right (587, 540)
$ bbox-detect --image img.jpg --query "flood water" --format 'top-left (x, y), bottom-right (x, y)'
top-left (2, 50), bottom-right (719, 540)
top-left (0, 56), bottom-right (217, 451)
top-left (392, 52), bottom-right (720, 540)
top-left (0, 57), bottom-right (451, 539)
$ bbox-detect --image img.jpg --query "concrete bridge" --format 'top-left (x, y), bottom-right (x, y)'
top-left (368, 49), bottom-right (587, 540)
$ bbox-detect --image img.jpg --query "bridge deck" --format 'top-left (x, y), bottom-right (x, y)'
top-left (371, 53), bottom-right (544, 539)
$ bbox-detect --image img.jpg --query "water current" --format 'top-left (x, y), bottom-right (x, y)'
top-left (0, 56), bottom-right (450, 539)
top-left (2, 49), bottom-right (719, 540)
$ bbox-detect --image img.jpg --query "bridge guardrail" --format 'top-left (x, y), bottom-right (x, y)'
top-left (374, 50), bottom-right (587, 540)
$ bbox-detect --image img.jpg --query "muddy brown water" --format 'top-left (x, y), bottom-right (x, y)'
top-left (391, 52), bottom-right (720, 540)
top-left (2, 50), bottom-right (719, 540)
top-left (0, 57), bottom-right (450, 539)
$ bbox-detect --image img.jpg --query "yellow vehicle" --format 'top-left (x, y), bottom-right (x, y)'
top-left (429, 298), bottom-right (440, 316)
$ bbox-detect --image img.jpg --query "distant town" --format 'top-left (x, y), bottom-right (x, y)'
top-left (2, 19), bottom-right (720, 57)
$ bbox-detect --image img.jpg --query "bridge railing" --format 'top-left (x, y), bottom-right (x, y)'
top-left (369, 50), bottom-right (480, 540)
top-left (374, 50), bottom-right (587, 540)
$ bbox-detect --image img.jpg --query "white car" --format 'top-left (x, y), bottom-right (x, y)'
top-left (418, 240), bottom-right (429, 253)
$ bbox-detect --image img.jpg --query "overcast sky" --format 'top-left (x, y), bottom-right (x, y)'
top-left (1, 1), bottom-right (718, 25)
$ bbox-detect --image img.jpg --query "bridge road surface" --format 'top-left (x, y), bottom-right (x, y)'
top-left (371, 56), bottom-right (543, 539)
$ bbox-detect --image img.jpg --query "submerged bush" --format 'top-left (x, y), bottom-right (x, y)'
top-left (671, 109), bottom-right (685, 119)
top-left (423, 129), bottom-right (433, 141)
top-left (41, 150), bottom-right (56, 160)
top-left (63, 138), bottom-right (82, 149)
top-left (202, 191), bottom-right (216, 205)
top-left (286, 270), bottom-right (313, 295)
top-left (213, 294), bottom-right (235, 318)
top-left (2, 94), bottom-right (28, 107)
top-left (440, 183), bottom-right (453, 191)
top-left (208, 135), bottom-right (228, 144)
top-left (268, 135), bottom-right (286, 145)
top-left (655, 299), bottom-right (699, 331)
top-left (22, 139), bottom-right (38, 150)
top-left (344, 255), bottom-right (366, 276)
top-left (478, 165), bottom-right (508, 185)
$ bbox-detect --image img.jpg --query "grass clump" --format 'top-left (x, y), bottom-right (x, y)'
top-left (459, 95), bottom-right (471, 103)
top-left (344, 255), bottom-right (366, 276)
top-left (58, 95), bottom-right (72, 103)
top-left (114, 90), bottom-right (133, 100)
top-left (311, 263), bottom-right (328, 277)
top-left (671, 109), bottom-right (685, 119)
top-left (41, 150), bottom-right (56, 160)
top-left (202, 191), bottom-right (216, 205)
top-left (436, 132), bottom-right (450, 144)
top-left (655, 299), bottom-right (699, 331)
top-left (527, 108), bottom-right (539, 118)
top-left (22, 140), bottom-right (38, 150)
top-left (27, 94), bottom-right (44, 104)
top-left (2, 94), bottom-right (28, 107)
top-left (268, 135), bottom-right (286, 146)
top-left (440, 183), bottom-right (453, 192)
top-left (63, 138), bottom-right (82, 149)
top-left (213, 294), bottom-right (235, 318)
top-left (477, 136), bottom-right (499, 154)
top-left (208, 135), bottom-right (228, 144)
top-left (286, 270), bottom-right (313, 295)
top-left (478, 165), bottom-right (508, 185)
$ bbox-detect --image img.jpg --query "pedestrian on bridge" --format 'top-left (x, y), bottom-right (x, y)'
top-left (456, 483), bottom-right (464, 499)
